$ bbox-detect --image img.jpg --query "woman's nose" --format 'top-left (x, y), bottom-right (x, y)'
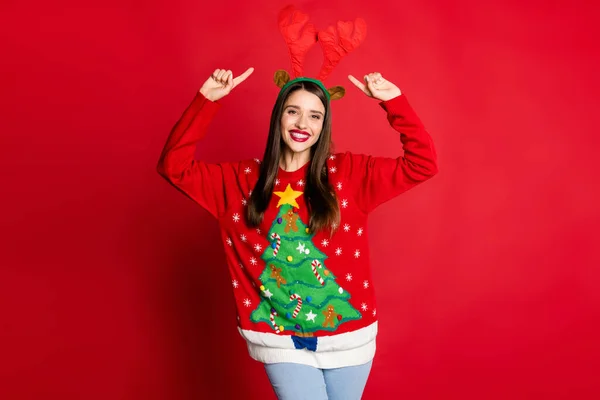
top-left (295, 115), bottom-right (308, 129)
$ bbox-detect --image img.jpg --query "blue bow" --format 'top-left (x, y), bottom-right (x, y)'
top-left (292, 336), bottom-right (318, 352)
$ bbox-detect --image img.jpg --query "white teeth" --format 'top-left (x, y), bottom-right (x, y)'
top-left (291, 131), bottom-right (309, 139)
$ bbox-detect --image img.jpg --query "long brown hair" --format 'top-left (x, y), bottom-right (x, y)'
top-left (247, 81), bottom-right (340, 234)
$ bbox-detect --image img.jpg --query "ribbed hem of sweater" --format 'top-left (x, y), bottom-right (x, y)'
top-left (238, 321), bottom-right (377, 369)
top-left (246, 337), bottom-right (376, 369)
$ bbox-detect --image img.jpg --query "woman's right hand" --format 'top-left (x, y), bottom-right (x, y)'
top-left (199, 67), bottom-right (254, 102)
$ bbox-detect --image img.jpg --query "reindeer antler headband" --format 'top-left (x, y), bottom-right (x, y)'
top-left (274, 5), bottom-right (367, 102)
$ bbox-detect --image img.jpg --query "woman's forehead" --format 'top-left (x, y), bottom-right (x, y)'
top-left (284, 90), bottom-right (325, 111)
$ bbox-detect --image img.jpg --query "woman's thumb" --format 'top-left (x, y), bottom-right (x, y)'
top-left (364, 75), bottom-right (375, 93)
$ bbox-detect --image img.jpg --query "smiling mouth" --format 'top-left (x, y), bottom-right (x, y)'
top-left (290, 130), bottom-right (310, 142)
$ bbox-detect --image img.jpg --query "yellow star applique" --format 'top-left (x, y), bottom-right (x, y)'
top-left (273, 184), bottom-right (303, 208)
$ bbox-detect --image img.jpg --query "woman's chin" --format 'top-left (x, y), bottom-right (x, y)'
top-left (289, 147), bottom-right (311, 157)
top-left (284, 141), bottom-right (316, 155)
top-left (286, 142), bottom-right (310, 154)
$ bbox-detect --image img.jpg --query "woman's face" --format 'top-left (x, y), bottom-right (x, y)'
top-left (280, 89), bottom-right (325, 157)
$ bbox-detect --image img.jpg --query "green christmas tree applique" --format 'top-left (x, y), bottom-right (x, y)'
top-left (250, 184), bottom-right (362, 337)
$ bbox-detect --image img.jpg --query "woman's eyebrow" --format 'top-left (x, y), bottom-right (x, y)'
top-left (285, 105), bottom-right (324, 115)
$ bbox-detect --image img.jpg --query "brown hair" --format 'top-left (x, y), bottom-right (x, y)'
top-left (246, 81), bottom-right (340, 234)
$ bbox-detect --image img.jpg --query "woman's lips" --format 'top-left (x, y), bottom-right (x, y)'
top-left (290, 130), bottom-right (310, 143)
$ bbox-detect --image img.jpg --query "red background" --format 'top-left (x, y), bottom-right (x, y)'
top-left (2, 0), bottom-right (599, 398)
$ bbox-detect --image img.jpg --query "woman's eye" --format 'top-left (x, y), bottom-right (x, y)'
top-left (287, 110), bottom-right (297, 115)
top-left (311, 115), bottom-right (321, 120)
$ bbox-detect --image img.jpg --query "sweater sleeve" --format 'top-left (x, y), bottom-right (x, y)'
top-left (343, 94), bottom-right (438, 213)
top-left (156, 91), bottom-right (232, 219)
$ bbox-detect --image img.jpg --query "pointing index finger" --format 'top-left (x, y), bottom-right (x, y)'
top-left (348, 75), bottom-right (368, 94)
top-left (232, 67), bottom-right (255, 87)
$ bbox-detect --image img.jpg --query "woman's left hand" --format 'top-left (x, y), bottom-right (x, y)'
top-left (348, 72), bottom-right (402, 102)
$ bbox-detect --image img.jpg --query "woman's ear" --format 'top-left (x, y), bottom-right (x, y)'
top-left (274, 70), bottom-right (291, 88)
top-left (328, 86), bottom-right (346, 100)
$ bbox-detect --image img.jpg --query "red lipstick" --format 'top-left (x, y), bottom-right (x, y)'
top-left (289, 129), bottom-right (310, 143)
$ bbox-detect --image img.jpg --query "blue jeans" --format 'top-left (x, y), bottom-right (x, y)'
top-left (264, 360), bottom-right (373, 400)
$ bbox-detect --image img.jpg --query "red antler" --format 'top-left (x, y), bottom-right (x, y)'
top-left (278, 5), bottom-right (318, 78)
top-left (317, 18), bottom-right (367, 82)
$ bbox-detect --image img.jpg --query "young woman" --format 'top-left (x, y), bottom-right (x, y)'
top-left (157, 67), bottom-right (438, 399)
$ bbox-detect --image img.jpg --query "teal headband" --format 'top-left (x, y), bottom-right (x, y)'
top-left (279, 77), bottom-right (331, 102)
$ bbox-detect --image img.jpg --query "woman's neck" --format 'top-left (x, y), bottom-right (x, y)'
top-left (280, 149), bottom-right (311, 172)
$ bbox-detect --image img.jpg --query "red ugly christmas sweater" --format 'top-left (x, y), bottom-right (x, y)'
top-left (157, 91), bottom-right (438, 368)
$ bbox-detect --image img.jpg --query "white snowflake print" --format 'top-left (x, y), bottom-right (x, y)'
top-left (254, 244), bottom-right (262, 252)
top-left (361, 303), bottom-right (368, 311)
top-left (335, 247), bottom-right (342, 256)
top-left (239, 263), bottom-right (244, 270)
top-left (345, 273), bottom-right (353, 282)
top-left (249, 190), bottom-right (253, 195)
top-left (321, 239), bottom-right (329, 247)
top-left (297, 179), bottom-right (305, 187)
top-left (244, 167), bottom-right (251, 174)
top-left (296, 242), bottom-right (306, 253)
top-left (240, 234), bottom-right (247, 242)
top-left (329, 154), bottom-right (336, 160)
top-left (254, 158), bottom-right (261, 164)
top-left (336, 182), bottom-right (343, 190)
top-left (275, 179), bottom-right (280, 186)
top-left (343, 224), bottom-right (351, 232)
top-left (372, 309), bottom-right (377, 317)
top-left (357, 228), bottom-right (364, 236)
top-left (243, 298), bottom-right (252, 307)
top-left (341, 199), bottom-right (348, 208)
top-left (329, 166), bottom-right (337, 173)
top-left (256, 228), bottom-right (262, 234)
top-left (225, 237), bottom-right (232, 246)
top-left (331, 222), bottom-right (338, 230)
top-left (232, 213), bottom-right (240, 222)
top-left (242, 198), bottom-right (247, 206)
top-left (363, 280), bottom-right (369, 289)
top-left (232, 280), bottom-right (239, 288)
top-left (354, 249), bottom-right (361, 258)
top-left (250, 257), bottom-right (257, 265)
